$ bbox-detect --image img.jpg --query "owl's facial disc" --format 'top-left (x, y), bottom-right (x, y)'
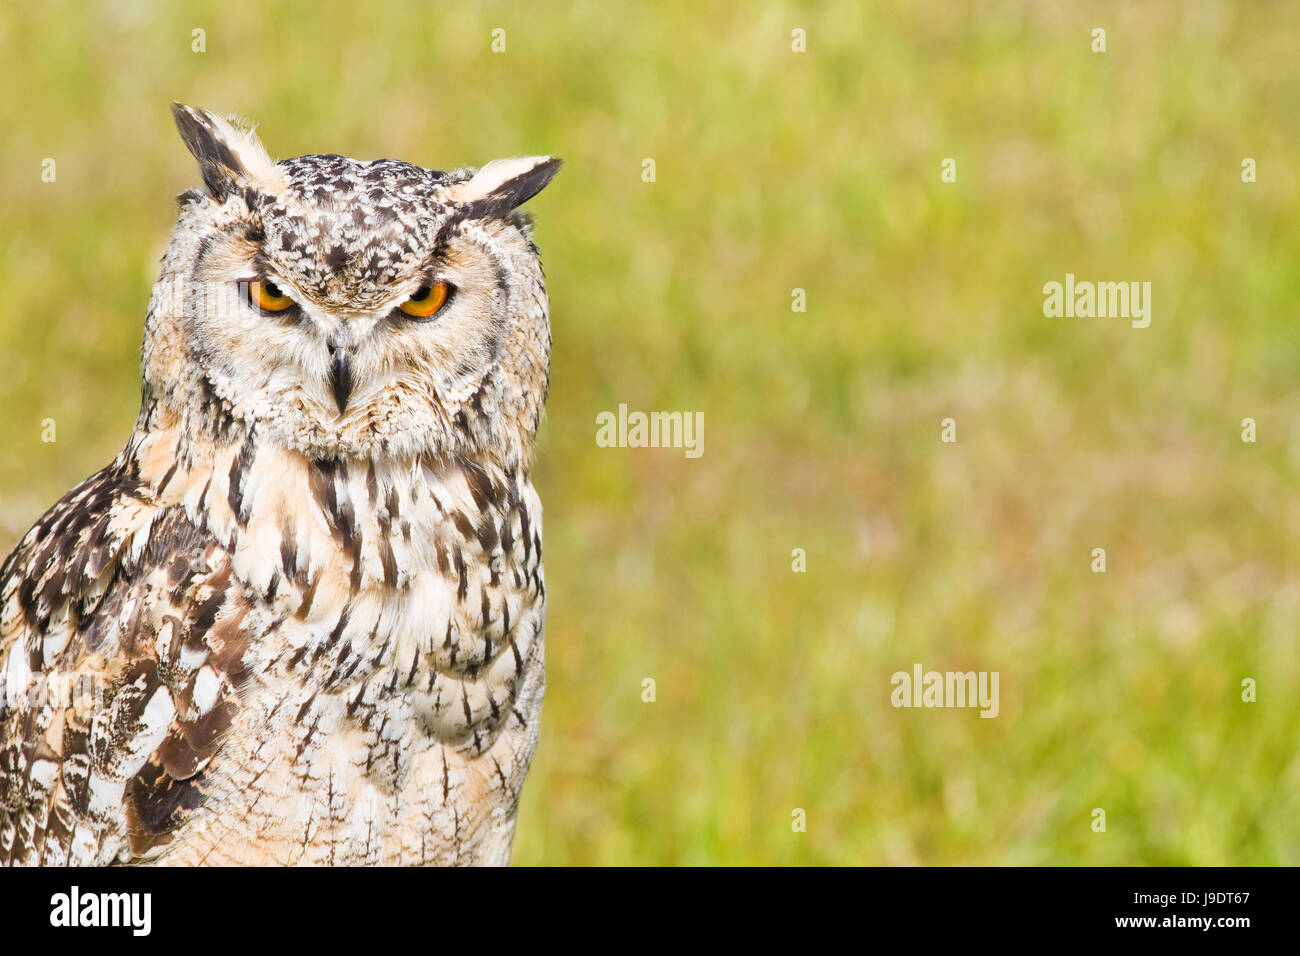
top-left (232, 265), bottom-right (459, 417)
top-left (162, 103), bottom-right (562, 459)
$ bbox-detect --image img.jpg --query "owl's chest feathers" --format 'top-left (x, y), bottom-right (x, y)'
top-left (134, 427), bottom-right (546, 803)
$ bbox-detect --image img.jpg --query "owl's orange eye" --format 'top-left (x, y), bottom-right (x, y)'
top-left (244, 278), bottom-right (295, 313)
top-left (398, 281), bottom-right (451, 319)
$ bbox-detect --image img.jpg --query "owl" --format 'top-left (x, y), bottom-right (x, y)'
top-left (0, 104), bottom-right (560, 865)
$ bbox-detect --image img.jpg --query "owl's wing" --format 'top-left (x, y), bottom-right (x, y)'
top-left (0, 454), bottom-right (254, 865)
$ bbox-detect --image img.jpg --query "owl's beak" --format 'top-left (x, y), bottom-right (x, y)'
top-left (327, 338), bottom-right (354, 415)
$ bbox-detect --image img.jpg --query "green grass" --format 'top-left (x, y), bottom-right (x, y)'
top-left (0, 0), bottom-right (1296, 864)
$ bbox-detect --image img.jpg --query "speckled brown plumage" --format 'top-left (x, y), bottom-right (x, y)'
top-left (0, 105), bottom-right (559, 866)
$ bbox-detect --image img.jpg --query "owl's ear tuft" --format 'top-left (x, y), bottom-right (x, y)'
top-left (171, 103), bottom-right (285, 201)
top-left (450, 156), bottom-right (562, 219)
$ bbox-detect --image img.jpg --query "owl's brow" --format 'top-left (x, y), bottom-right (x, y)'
top-left (429, 209), bottom-right (522, 265)
top-left (249, 251), bottom-right (280, 282)
top-left (430, 209), bottom-right (472, 252)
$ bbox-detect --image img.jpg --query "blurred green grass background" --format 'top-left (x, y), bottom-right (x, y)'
top-left (1, 0), bottom-right (1297, 864)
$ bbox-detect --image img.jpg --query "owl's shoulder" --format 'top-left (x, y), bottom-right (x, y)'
top-left (0, 446), bottom-right (258, 865)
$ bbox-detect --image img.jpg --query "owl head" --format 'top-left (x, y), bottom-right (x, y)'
top-left (142, 103), bottom-right (560, 468)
